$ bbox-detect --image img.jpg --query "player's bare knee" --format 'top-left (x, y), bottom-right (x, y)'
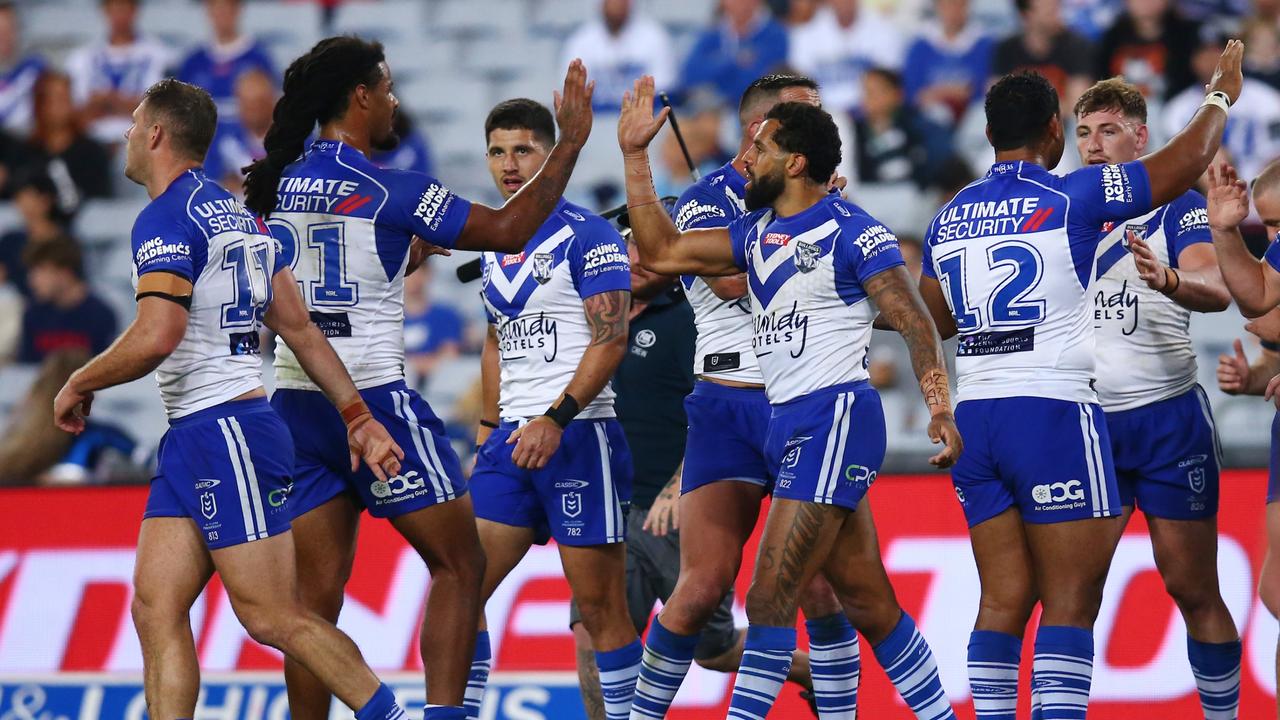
top-left (130, 592), bottom-right (180, 635)
top-left (745, 586), bottom-right (796, 628)
top-left (695, 646), bottom-right (739, 673)
top-left (976, 582), bottom-right (1037, 631)
top-left (672, 575), bottom-right (732, 624)
top-left (1164, 571), bottom-right (1222, 617)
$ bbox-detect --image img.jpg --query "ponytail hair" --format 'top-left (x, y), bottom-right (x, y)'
top-left (243, 36), bottom-right (387, 217)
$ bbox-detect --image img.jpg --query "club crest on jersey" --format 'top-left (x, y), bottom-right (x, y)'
top-left (532, 253), bottom-right (555, 284)
top-left (794, 241), bottom-right (822, 273)
top-left (1122, 223), bottom-right (1147, 248)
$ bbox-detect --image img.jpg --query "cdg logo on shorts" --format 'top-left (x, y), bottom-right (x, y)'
top-left (370, 471), bottom-right (426, 500)
top-left (1032, 480), bottom-right (1084, 504)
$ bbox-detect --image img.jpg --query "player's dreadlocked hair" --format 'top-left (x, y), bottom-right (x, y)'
top-left (243, 36), bottom-right (386, 217)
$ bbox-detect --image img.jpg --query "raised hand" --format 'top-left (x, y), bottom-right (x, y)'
top-left (1206, 163), bottom-right (1250, 231)
top-left (1217, 339), bottom-right (1252, 395)
top-left (618, 75), bottom-right (670, 157)
top-left (553, 59), bottom-right (595, 150)
top-left (1127, 231), bottom-right (1171, 291)
top-left (1206, 39), bottom-right (1245, 105)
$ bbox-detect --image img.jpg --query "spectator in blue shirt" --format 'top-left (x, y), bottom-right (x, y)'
top-left (176, 0), bottom-right (276, 123)
top-left (17, 238), bottom-right (116, 364)
top-left (680, 0), bottom-right (788, 106)
top-left (903, 0), bottom-right (994, 128)
top-left (403, 262), bottom-right (467, 391)
top-left (371, 113), bottom-right (434, 176)
top-left (0, 2), bottom-right (45, 136)
top-left (204, 67), bottom-right (273, 192)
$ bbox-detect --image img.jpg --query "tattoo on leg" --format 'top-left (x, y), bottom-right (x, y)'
top-left (576, 643), bottom-right (606, 720)
top-left (754, 503), bottom-right (833, 626)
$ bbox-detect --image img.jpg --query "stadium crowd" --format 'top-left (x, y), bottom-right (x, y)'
top-left (0, 0), bottom-right (1277, 486)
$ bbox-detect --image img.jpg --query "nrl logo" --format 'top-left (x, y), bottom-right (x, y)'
top-left (794, 241), bottom-right (822, 273)
top-left (532, 253), bottom-right (555, 284)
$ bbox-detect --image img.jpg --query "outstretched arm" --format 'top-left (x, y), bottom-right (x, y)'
top-left (1140, 41), bottom-right (1243, 208)
top-left (1128, 236), bottom-right (1231, 312)
top-left (265, 268), bottom-right (404, 480)
top-left (617, 76), bottom-right (741, 277)
top-left (864, 266), bottom-right (962, 468)
top-left (455, 60), bottom-right (595, 253)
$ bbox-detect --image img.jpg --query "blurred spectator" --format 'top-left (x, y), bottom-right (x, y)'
top-left (18, 239), bottom-right (117, 364)
top-left (372, 112), bottom-right (435, 176)
top-left (0, 172), bottom-right (71, 297)
top-left (66, 0), bottom-right (171, 145)
top-left (1163, 31), bottom-right (1280, 182)
top-left (788, 0), bottom-right (906, 114)
top-left (993, 0), bottom-right (1094, 116)
top-left (25, 71), bottom-right (112, 212)
top-left (1242, 18), bottom-right (1280, 89)
top-left (903, 0), bottom-right (994, 128)
top-left (561, 0), bottom-right (674, 112)
top-left (204, 68), bottom-right (273, 192)
top-left (779, 0), bottom-right (821, 25)
top-left (0, 350), bottom-right (138, 485)
top-left (1094, 0), bottom-right (1198, 100)
top-left (1174, 0), bottom-right (1248, 23)
top-left (404, 263), bottom-right (467, 390)
top-left (1060, 0), bottom-right (1122, 39)
top-left (852, 68), bottom-right (949, 189)
top-left (653, 94), bottom-right (731, 198)
top-left (0, 2), bottom-right (45, 136)
top-left (680, 0), bottom-right (788, 106)
top-left (177, 0), bottom-right (276, 124)
top-left (932, 153), bottom-right (978, 201)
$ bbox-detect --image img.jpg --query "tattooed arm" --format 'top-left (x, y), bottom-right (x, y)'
top-left (508, 289), bottom-right (631, 469)
top-left (864, 266), bottom-right (962, 467)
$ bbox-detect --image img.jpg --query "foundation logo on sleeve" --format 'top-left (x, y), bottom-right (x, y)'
top-left (414, 182), bottom-right (455, 231)
top-left (853, 225), bottom-right (898, 259)
top-left (532, 253), bottom-right (555, 284)
top-left (134, 236), bottom-right (191, 269)
top-left (581, 242), bottom-right (629, 276)
top-left (675, 199), bottom-right (726, 230)
top-left (1101, 164), bottom-right (1133, 204)
top-left (1179, 207), bottom-right (1209, 233)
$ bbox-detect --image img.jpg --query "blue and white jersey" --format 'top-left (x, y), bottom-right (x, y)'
top-left (269, 140), bottom-right (471, 390)
top-left (1092, 190), bottom-right (1210, 412)
top-left (727, 194), bottom-right (905, 404)
top-left (673, 162), bottom-right (762, 383)
top-left (176, 38), bottom-right (276, 120)
top-left (130, 168), bottom-right (280, 418)
top-left (66, 37), bottom-right (171, 143)
top-left (0, 55), bottom-right (46, 135)
top-left (480, 200), bottom-right (631, 421)
top-left (924, 160), bottom-right (1153, 403)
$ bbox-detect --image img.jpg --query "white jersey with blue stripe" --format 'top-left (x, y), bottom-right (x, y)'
top-left (480, 199), bottom-right (632, 421)
top-left (1092, 190), bottom-right (1211, 412)
top-left (727, 194), bottom-right (906, 404)
top-left (923, 160), bottom-right (1154, 404)
top-left (130, 168), bottom-right (281, 418)
top-left (268, 140), bottom-right (472, 391)
top-left (673, 162), bottom-right (763, 383)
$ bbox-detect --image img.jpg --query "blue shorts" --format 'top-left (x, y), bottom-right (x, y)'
top-left (270, 380), bottom-right (466, 520)
top-left (682, 381), bottom-right (772, 494)
top-left (952, 397), bottom-right (1121, 527)
top-left (471, 418), bottom-right (632, 546)
top-left (764, 381), bottom-right (885, 511)
top-left (1269, 412), bottom-right (1280, 504)
top-left (1107, 385), bottom-right (1221, 520)
top-left (144, 397), bottom-right (293, 549)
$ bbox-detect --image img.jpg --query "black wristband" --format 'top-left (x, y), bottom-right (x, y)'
top-left (1263, 340), bottom-right (1280, 352)
top-left (1160, 268), bottom-right (1181, 296)
top-left (479, 419), bottom-right (499, 429)
top-left (543, 393), bottom-right (581, 428)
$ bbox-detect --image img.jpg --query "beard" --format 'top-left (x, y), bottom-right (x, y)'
top-left (372, 129), bottom-right (400, 152)
top-left (744, 169), bottom-right (784, 211)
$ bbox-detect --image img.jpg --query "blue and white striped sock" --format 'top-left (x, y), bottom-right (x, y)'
top-left (1188, 636), bottom-right (1241, 720)
top-left (805, 613), bottom-right (860, 719)
top-left (967, 630), bottom-right (1020, 720)
top-left (629, 617), bottom-right (699, 719)
top-left (422, 706), bottom-right (465, 720)
top-left (354, 683), bottom-right (406, 720)
top-left (872, 612), bottom-right (957, 720)
top-left (596, 639), bottom-right (643, 720)
top-left (463, 631), bottom-right (491, 719)
top-left (727, 625), bottom-right (797, 720)
top-left (1031, 626), bottom-right (1093, 720)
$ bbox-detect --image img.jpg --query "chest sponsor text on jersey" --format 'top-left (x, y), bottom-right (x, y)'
top-left (498, 311), bottom-right (558, 362)
top-left (753, 300), bottom-right (809, 359)
top-left (275, 177), bottom-right (359, 213)
top-left (934, 197), bottom-right (1045, 242)
top-left (1095, 278), bottom-right (1140, 336)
